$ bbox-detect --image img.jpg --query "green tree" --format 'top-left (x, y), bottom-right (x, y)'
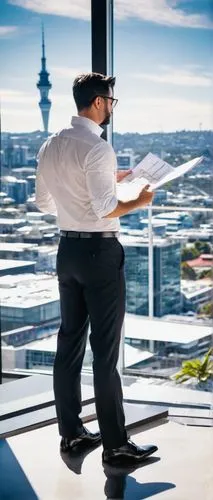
top-left (198, 302), bottom-right (213, 318)
top-left (173, 348), bottom-right (213, 384)
top-left (198, 269), bottom-right (213, 280)
top-left (181, 262), bottom-right (196, 280)
top-left (181, 246), bottom-right (200, 262)
top-left (194, 240), bottom-right (212, 254)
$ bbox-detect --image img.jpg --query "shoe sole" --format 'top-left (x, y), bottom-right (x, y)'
top-left (61, 436), bottom-right (102, 452)
top-left (103, 448), bottom-right (156, 466)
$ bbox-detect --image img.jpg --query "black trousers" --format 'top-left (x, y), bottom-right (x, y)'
top-left (53, 236), bottom-right (127, 450)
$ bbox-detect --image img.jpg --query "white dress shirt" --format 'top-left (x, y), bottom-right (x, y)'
top-left (36, 116), bottom-right (119, 232)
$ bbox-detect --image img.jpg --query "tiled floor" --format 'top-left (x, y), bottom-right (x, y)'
top-left (3, 419), bottom-right (213, 500)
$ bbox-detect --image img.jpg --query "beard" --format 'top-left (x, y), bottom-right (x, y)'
top-left (101, 112), bottom-right (111, 126)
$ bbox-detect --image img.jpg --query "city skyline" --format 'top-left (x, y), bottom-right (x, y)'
top-left (0, 0), bottom-right (212, 134)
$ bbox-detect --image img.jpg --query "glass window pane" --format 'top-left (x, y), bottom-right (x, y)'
top-left (1, 0), bottom-right (91, 377)
top-left (114, 1), bottom-right (213, 392)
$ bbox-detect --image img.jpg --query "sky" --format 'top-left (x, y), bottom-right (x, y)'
top-left (0, 0), bottom-right (212, 134)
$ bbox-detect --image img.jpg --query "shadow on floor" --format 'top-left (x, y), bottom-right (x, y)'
top-left (103, 458), bottom-right (176, 499)
top-left (0, 439), bottom-right (38, 500)
top-left (124, 477), bottom-right (176, 500)
top-left (61, 444), bottom-right (176, 499)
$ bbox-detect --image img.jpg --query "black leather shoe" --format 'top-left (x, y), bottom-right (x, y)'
top-left (102, 439), bottom-right (158, 465)
top-left (60, 426), bottom-right (101, 452)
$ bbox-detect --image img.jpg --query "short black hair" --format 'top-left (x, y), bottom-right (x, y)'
top-left (72, 72), bottom-right (116, 111)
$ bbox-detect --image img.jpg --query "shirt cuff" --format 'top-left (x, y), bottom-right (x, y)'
top-left (92, 195), bottom-right (118, 219)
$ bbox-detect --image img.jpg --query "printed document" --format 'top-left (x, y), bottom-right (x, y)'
top-left (117, 153), bottom-right (203, 200)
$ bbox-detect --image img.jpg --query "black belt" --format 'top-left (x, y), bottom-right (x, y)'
top-left (60, 231), bottom-right (119, 238)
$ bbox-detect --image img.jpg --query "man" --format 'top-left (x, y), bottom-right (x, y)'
top-left (36, 72), bottom-right (157, 465)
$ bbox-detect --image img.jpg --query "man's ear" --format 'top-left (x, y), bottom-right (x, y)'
top-left (93, 96), bottom-right (101, 109)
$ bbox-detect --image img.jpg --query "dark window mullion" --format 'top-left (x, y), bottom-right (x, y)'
top-left (91, 0), bottom-right (114, 143)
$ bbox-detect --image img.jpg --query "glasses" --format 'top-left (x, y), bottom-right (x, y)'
top-left (92, 95), bottom-right (118, 109)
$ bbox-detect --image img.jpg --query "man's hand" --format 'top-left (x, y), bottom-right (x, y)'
top-left (104, 183), bottom-right (154, 218)
top-left (116, 169), bottom-right (132, 183)
top-left (137, 184), bottom-right (154, 207)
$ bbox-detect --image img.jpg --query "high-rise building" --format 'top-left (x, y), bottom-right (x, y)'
top-left (37, 26), bottom-right (52, 134)
top-left (121, 235), bottom-right (181, 317)
top-left (1, 176), bottom-right (28, 204)
top-left (116, 149), bottom-right (134, 170)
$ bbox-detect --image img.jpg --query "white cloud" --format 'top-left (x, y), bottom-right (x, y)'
top-left (9, 0), bottom-right (91, 21)
top-left (9, 0), bottom-right (213, 29)
top-left (51, 92), bottom-right (73, 104)
top-left (115, 0), bottom-right (213, 28)
top-left (50, 66), bottom-right (90, 80)
top-left (3, 108), bottom-right (38, 117)
top-left (2, 91), bottom-right (213, 133)
top-left (2, 108), bottom-right (40, 132)
top-left (1, 88), bottom-right (76, 132)
top-left (1, 89), bottom-right (212, 133)
top-left (0, 88), bottom-right (74, 106)
top-left (133, 68), bottom-right (213, 87)
top-left (0, 26), bottom-right (19, 37)
top-left (0, 89), bottom-right (36, 104)
top-left (113, 96), bottom-right (212, 133)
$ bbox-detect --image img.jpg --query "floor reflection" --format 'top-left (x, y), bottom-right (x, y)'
top-left (60, 440), bottom-right (101, 475)
top-left (103, 458), bottom-right (176, 499)
top-left (60, 445), bottom-right (175, 499)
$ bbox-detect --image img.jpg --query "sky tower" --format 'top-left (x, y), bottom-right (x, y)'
top-left (37, 26), bottom-right (52, 134)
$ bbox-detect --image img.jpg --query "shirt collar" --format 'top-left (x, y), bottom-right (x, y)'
top-left (71, 116), bottom-right (103, 137)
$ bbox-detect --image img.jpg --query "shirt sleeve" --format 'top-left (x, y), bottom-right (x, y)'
top-left (35, 145), bottom-right (57, 216)
top-left (84, 142), bottom-right (118, 219)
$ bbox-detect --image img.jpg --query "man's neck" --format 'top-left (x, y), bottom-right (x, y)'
top-left (78, 111), bottom-right (100, 126)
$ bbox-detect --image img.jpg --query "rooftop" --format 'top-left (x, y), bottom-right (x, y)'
top-left (124, 314), bottom-right (212, 343)
top-left (0, 218), bottom-right (26, 225)
top-left (181, 279), bottom-right (213, 299)
top-left (0, 259), bottom-right (36, 271)
top-left (24, 335), bottom-right (154, 368)
top-left (154, 211), bottom-right (190, 219)
top-left (120, 234), bottom-right (177, 248)
top-left (176, 228), bottom-right (213, 237)
top-left (0, 273), bottom-right (59, 308)
top-left (186, 254), bottom-right (213, 268)
top-left (0, 242), bottom-right (57, 255)
top-left (0, 242), bottom-right (38, 252)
